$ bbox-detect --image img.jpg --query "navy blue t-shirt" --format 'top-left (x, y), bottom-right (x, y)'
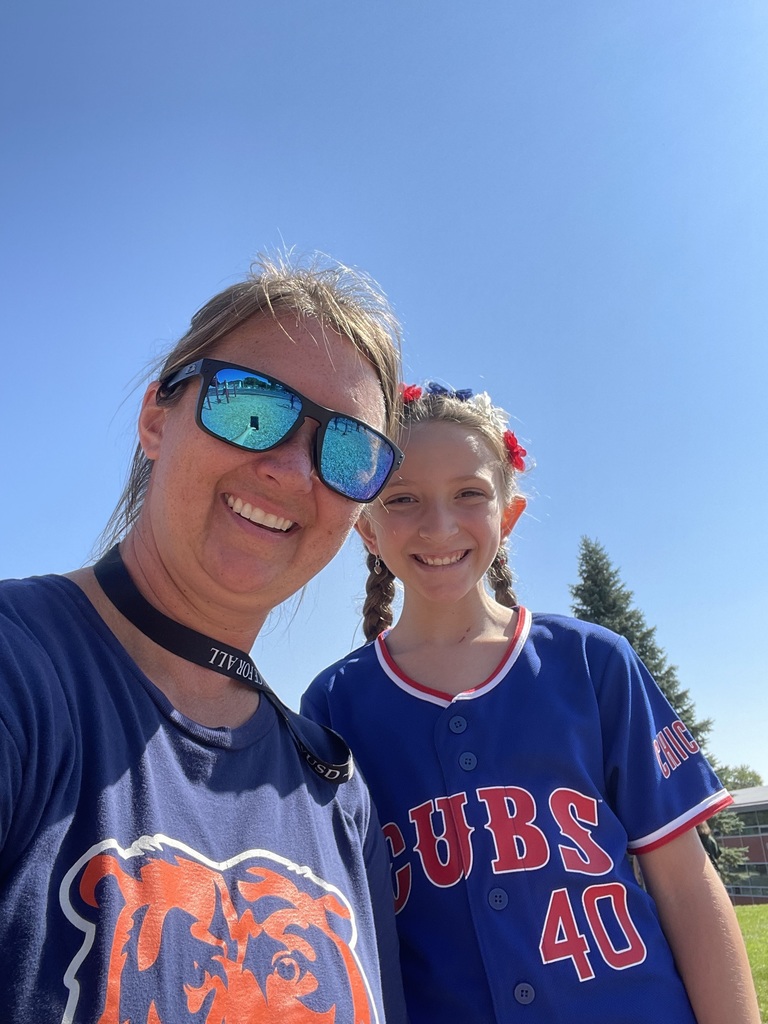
top-left (0, 574), bottom-right (405, 1023)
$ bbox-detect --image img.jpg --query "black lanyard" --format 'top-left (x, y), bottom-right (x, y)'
top-left (93, 544), bottom-right (352, 784)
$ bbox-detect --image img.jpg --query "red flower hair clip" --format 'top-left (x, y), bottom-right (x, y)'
top-left (400, 384), bottom-right (423, 404)
top-left (400, 382), bottom-right (529, 472)
top-left (503, 430), bottom-right (527, 472)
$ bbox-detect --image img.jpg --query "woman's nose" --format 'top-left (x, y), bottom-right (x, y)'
top-left (252, 421), bottom-right (316, 493)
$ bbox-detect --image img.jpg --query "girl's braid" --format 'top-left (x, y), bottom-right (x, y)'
top-left (486, 548), bottom-right (518, 608)
top-left (362, 551), bottom-right (397, 641)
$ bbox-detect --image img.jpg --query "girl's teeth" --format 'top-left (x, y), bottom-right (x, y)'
top-left (421, 553), bottom-right (463, 566)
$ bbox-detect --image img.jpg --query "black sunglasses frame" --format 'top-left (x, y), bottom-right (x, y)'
top-left (160, 358), bottom-right (404, 502)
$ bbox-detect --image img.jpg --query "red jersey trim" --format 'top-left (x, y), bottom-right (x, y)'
top-left (374, 608), bottom-right (532, 707)
top-left (629, 791), bottom-right (734, 855)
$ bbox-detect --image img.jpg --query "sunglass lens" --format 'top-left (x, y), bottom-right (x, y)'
top-left (321, 418), bottom-right (395, 501)
top-left (199, 370), bottom-right (301, 450)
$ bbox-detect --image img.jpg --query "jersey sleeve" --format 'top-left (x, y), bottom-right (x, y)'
top-left (300, 672), bottom-right (334, 729)
top-left (594, 633), bottom-right (731, 853)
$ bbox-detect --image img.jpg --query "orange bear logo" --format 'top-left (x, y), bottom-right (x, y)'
top-left (61, 838), bottom-right (376, 1023)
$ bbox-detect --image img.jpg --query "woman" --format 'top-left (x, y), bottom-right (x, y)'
top-left (0, 254), bottom-right (408, 1023)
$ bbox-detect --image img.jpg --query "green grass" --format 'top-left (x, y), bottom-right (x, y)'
top-left (736, 905), bottom-right (768, 1022)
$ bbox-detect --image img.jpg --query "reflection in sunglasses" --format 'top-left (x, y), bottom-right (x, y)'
top-left (202, 383), bottom-right (298, 449)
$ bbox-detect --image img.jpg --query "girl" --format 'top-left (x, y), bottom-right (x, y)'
top-left (302, 382), bottom-right (759, 1024)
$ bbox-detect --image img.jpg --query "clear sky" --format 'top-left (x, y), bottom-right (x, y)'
top-left (2, 0), bottom-right (767, 780)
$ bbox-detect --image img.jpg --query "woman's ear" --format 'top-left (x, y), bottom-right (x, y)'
top-left (354, 514), bottom-right (379, 556)
top-left (501, 495), bottom-right (526, 540)
top-left (138, 382), bottom-right (167, 462)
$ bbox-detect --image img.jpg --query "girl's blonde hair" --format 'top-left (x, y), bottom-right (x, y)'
top-left (361, 384), bottom-right (528, 641)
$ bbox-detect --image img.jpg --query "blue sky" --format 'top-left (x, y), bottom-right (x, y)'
top-left (2, 0), bottom-right (767, 780)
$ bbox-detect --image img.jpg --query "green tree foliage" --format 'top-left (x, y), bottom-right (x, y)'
top-left (570, 537), bottom-right (712, 750)
top-left (713, 764), bottom-right (764, 792)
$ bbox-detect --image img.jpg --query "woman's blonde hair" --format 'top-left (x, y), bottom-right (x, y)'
top-left (99, 252), bottom-right (402, 553)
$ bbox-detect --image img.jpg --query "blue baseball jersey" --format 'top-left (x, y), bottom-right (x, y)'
top-left (0, 573), bottom-right (406, 1024)
top-left (302, 608), bottom-right (731, 1024)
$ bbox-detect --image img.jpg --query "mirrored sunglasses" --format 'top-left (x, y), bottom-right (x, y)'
top-left (160, 359), bottom-right (403, 502)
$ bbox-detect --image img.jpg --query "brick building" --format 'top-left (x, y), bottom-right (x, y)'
top-left (719, 785), bottom-right (768, 905)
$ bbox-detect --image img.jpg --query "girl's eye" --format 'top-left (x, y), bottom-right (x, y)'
top-left (458, 489), bottom-right (486, 499)
top-left (383, 494), bottom-right (415, 506)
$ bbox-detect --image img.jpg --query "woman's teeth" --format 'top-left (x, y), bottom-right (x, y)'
top-left (227, 495), bottom-right (293, 532)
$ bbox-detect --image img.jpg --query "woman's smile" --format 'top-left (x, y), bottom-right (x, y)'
top-left (226, 493), bottom-right (295, 533)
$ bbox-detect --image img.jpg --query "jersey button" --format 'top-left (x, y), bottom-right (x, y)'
top-left (488, 887), bottom-right (508, 910)
top-left (514, 982), bottom-right (535, 1005)
top-left (459, 751), bottom-right (477, 771)
top-left (449, 715), bottom-right (467, 733)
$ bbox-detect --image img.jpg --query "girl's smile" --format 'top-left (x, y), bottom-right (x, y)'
top-left (413, 550), bottom-right (469, 567)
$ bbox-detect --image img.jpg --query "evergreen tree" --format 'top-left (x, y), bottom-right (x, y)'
top-left (570, 538), bottom-right (761, 885)
top-left (570, 537), bottom-right (712, 751)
